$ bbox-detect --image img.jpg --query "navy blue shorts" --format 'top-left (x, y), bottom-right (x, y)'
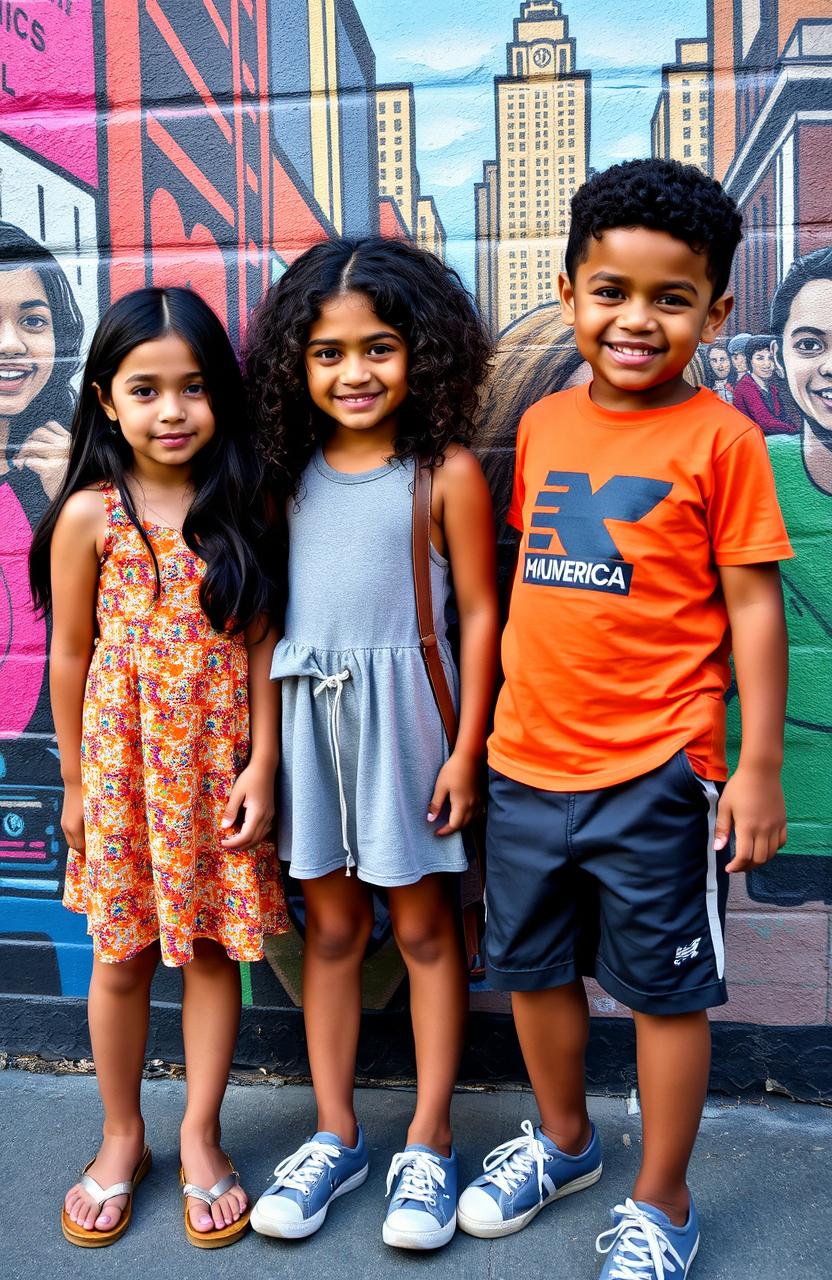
top-left (485, 752), bottom-right (729, 1014)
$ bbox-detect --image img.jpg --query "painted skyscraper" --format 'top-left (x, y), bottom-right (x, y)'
top-left (651, 39), bottom-right (711, 174)
top-left (475, 0), bottom-right (590, 333)
top-left (375, 83), bottom-right (446, 259)
top-left (709, 0), bottom-right (832, 331)
top-left (268, 0), bottom-right (378, 236)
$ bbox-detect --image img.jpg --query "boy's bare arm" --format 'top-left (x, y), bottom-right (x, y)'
top-left (716, 562), bottom-right (788, 872)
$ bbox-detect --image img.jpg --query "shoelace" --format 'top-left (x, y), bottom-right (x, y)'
top-left (270, 1139), bottom-right (342, 1197)
top-left (480, 1119), bottom-right (550, 1197)
top-left (313, 669), bottom-right (354, 874)
top-left (386, 1150), bottom-right (447, 1208)
top-left (595, 1199), bottom-right (685, 1280)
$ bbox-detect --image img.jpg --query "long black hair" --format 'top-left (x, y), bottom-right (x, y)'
top-left (0, 221), bottom-right (84, 449)
top-left (29, 287), bottom-right (275, 633)
top-left (245, 236), bottom-right (491, 497)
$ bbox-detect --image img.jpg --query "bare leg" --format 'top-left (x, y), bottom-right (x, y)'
top-left (388, 875), bottom-right (467, 1156)
top-left (64, 942), bottom-right (159, 1231)
top-left (511, 981), bottom-right (592, 1153)
top-left (631, 1009), bottom-right (710, 1225)
top-left (180, 939), bottom-right (248, 1233)
top-left (302, 871), bottom-right (375, 1146)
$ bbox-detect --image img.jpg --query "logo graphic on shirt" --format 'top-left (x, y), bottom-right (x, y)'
top-left (523, 471), bottom-right (672, 595)
top-left (674, 937), bottom-right (702, 967)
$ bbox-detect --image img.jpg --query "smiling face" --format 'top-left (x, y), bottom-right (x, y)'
top-left (750, 347), bottom-right (774, 380)
top-left (0, 268), bottom-right (56, 419)
top-left (304, 292), bottom-right (409, 441)
top-left (558, 227), bottom-right (732, 411)
top-left (779, 279), bottom-right (832, 436)
top-left (96, 333), bottom-right (215, 476)
top-left (731, 349), bottom-right (748, 376)
top-left (708, 346), bottom-right (731, 380)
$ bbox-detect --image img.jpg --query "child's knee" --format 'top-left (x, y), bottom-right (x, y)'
top-left (306, 908), bottom-right (373, 962)
top-left (92, 947), bottom-right (157, 995)
top-left (393, 914), bottom-right (453, 965)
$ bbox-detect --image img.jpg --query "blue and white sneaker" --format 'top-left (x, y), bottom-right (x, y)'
top-left (382, 1145), bottom-right (458, 1250)
top-left (596, 1197), bottom-right (700, 1278)
top-left (250, 1129), bottom-right (369, 1239)
top-left (457, 1118), bottom-right (603, 1238)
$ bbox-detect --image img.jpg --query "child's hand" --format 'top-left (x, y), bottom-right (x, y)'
top-left (61, 781), bottom-right (86, 853)
top-left (220, 761), bottom-right (276, 850)
top-left (714, 764), bottom-right (787, 873)
top-left (427, 751), bottom-right (479, 836)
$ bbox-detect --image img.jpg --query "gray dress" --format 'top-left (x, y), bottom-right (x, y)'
top-left (271, 450), bottom-right (467, 885)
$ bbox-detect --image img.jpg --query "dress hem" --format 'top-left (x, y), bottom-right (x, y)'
top-left (280, 856), bottom-right (468, 887)
top-left (63, 902), bottom-right (290, 968)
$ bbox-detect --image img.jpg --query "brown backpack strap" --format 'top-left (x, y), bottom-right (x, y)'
top-left (411, 461), bottom-right (459, 750)
top-left (412, 460), bottom-right (487, 981)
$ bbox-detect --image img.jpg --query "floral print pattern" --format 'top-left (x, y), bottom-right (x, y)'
top-left (63, 486), bottom-right (287, 965)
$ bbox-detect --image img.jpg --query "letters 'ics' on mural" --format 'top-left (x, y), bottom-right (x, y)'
top-left (0, 1), bottom-right (830, 1069)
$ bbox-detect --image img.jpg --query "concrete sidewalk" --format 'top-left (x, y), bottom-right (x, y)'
top-left (1, 1067), bottom-right (829, 1279)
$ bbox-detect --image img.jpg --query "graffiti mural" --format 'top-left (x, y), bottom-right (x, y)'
top-left (0, 0), bottom-right (829, 1072)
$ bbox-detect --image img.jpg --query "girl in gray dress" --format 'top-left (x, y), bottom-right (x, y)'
top-left (245, 238), bottom-right (498, 1251)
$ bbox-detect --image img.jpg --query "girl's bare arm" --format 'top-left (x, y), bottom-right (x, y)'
top-left (220, 619), bottom-right (280, 849)
top-left (49, 490), bottom-right (106, 851)
top-left (428, 447), bottom-right (500, 834)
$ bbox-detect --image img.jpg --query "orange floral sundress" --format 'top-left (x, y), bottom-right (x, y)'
top-left (63, 486), bottom-right (287, 965)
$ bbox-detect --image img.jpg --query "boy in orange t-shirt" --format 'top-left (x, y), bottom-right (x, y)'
top-left (457, 160), bottom-right (792, 1277)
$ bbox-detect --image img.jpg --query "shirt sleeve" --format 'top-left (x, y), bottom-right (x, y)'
top-left (708, 424), bottom-right (795, 564)
top-left (506, 413), bottom-right (528, 532)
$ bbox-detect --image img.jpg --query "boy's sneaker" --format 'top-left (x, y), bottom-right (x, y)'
top-left (596, 1196), bottom-right (700, 1278)
top-left (457, 1118), bottom-right (603, 1238)
top-left (250, 1128), bottom-right (368, 1239)
top-left (382, 1145), bottom-right (458, 1250)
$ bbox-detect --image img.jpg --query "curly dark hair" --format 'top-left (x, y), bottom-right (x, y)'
top-left (565, 159), bottom-right (743, 300)
top-left (245, 236), bottom-right (491, 494)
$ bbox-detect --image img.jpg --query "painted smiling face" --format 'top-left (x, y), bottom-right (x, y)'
top-left (708, 347), bottom-right (731, 381)
top-left (0, 268), bottom-right (56, 420)
top-left (780, 279), bottom-right (832, 437)
top-left (750, 347), bottom-right (774, 380)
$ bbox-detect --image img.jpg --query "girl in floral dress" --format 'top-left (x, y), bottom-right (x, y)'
top-left (29, 288), bottom-right (287, 1249)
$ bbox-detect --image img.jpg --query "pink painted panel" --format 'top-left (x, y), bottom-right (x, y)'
top-left (0, 0), bottom-right (97, 187)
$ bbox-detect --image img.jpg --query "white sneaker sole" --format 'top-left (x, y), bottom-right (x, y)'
top-left (684, 1234), bottom-right (700, 1275)
top-left (250, 1164), bottom-right (369, 1239)
top-left (457, 1161), bottom-right (603, 1239)
top-left (382, 1210), bottom-right (457, 1251)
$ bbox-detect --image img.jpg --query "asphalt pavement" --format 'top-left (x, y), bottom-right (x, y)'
top-left (1, 1066), bottom-right (829, 1279)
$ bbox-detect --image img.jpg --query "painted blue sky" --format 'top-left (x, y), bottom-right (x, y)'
top-left (353, 0), bottom-right (706, 289)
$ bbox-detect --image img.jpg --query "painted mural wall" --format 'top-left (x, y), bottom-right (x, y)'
top-left (0, 1), bottom-right (830, 1073)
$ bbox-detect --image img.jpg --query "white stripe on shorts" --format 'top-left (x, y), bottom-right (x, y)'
top-left (698, 777), bottom-right (725, 981)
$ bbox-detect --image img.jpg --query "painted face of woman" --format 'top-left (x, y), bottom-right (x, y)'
top-left (780, 279), bottom-right (832, 436)
top-left (0, 268), bottom-right (56, 420)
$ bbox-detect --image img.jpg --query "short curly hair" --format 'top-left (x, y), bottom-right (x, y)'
top-left (565, 159), bottom-right (743, 300)
top-left (245, 236), bottom-right (491, 496)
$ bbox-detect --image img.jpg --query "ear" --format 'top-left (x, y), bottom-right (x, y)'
top-left (558, 271), bottom-right (576, 327)
top-left (92, 381), bottom-right (118, 422)
top-left (700, 293), bottom-right (734, 344)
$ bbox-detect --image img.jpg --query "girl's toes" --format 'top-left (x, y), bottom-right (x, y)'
top-left (189, 1202), bottom-right (214, 1233)
top-left (82, 1203), bottom-right (99, 1230)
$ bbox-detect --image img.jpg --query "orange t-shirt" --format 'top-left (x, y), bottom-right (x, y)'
top-left (488, 384), bottom-right (794, 791)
